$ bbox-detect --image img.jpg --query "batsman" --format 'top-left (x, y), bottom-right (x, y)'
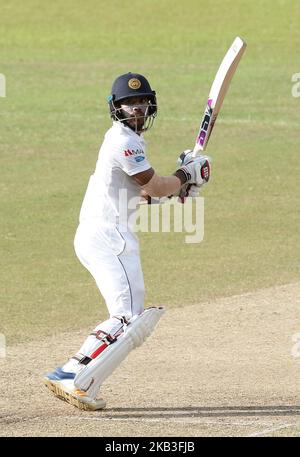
top-left (44, 72), bottom-right (212, 410)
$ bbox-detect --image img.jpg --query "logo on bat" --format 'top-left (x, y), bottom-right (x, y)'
top-left (197, 100), bottom-right (213, 146)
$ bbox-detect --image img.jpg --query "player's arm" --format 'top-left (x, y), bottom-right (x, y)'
top-left (139, 187), bottom-right (152, 203)
top-left (132, 158), bottom-right (210, 198)
top-left (133, 168), bottom-right (183, 198)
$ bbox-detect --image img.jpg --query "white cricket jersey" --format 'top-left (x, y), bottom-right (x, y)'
top-left (79, 121), bottom-right (152, 231)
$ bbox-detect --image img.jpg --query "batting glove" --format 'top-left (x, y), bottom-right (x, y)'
top-left (175, 156), bottom-right (211, 186)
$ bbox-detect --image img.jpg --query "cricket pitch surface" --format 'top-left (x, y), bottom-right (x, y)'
top-left (1, 282), bottom-right (300, 437)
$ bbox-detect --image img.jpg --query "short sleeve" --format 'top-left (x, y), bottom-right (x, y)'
top-left (115, 143), bottom-right (152, 176)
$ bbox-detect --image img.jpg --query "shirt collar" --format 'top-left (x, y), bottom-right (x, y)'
top-left (112, 120), bottom-right (144, 141)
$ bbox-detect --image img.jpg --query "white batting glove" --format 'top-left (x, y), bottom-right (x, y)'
top-left (177, 182), bottom-right (201, 203)
top-left (177, 149), bottom-right (212, 167)
top-left (177, 149), bottom-right (212, 184)
top-left (176, 155), bottom-right (211, 186)
top-left (177, 149), bottom-right (194, 166)
top-left (186, 184), bottom-right (201, 198)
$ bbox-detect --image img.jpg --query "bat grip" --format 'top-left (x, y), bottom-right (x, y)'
top-left (192, 145), bottom-right (200, 158)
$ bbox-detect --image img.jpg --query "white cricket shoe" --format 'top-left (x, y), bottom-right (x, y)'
top-left (44, 367), bottom-right (106, 411)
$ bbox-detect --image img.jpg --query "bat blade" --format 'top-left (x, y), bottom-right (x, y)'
top-left (193, 36), bottom-right (247, 156)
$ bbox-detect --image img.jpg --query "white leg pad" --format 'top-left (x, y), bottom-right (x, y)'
top-left (74, 307), bottom-right (165, 399)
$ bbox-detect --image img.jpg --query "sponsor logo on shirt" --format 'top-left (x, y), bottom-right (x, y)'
top-left (134, 156), bottom-right (145, 163)
top-left (123, 148), bottom-right (145, 157)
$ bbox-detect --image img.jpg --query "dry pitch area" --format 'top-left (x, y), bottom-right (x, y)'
top-left (0, 282), bottom-right (299, 437)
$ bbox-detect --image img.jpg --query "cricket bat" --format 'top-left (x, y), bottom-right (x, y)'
top-left (193, 36), bottom-right (247, 156)
top-left (141, 37), bottom-right (247, 205)
top-left (176, 36), bottom-right (246, 203)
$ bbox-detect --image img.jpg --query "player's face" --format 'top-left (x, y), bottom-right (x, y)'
top-left (119, 96), bottom-right (150, 132)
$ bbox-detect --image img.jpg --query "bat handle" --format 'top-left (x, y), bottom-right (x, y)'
top-left (192, 144), bottom-right (202, 158)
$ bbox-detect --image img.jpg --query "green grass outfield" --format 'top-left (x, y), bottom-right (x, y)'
top-left (0, 0), bottom-right (299, 345)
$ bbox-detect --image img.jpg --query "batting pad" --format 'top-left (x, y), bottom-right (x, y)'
top-left (74, 307), bottom-right (165, 399)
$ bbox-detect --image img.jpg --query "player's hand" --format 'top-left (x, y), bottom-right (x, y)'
top-left (176, 155), bottom-right (212, 186)
top-left (177, 150), bottom-right (212, 184)
top-left (177, 149), bottom-right (194, 166)
top-left (186, 184), bottom-right (201, 198)
top-left (176, 183), bottom-right (201, 203)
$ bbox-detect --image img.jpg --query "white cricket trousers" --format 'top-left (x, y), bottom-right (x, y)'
top-left (60, 221), bottom-right (145, 372)
top-left (74, 221), bottom-right (145, 328)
